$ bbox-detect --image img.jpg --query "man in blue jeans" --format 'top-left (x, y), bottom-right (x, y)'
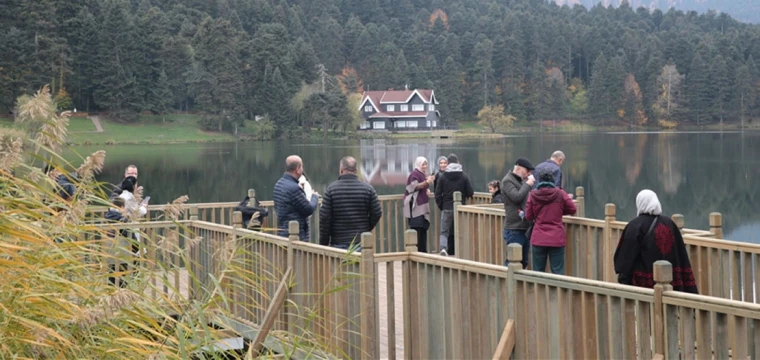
top-left (501, 158), bottom-right (535, 268)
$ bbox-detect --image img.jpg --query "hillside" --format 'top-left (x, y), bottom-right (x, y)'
top-left (557, 0), bottom-right (760, 23)
top-left (1, 0), bottom-right (759, 136)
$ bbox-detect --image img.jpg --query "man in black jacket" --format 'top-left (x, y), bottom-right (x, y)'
top-left (501, 157), bottom-right (535, 268)
top-left (319, 156), bottom-right (382, 250)
top-left (434, 154), bottom-right (474, 256)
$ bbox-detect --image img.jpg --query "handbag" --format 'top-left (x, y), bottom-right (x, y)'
top-left (407, 184), bottom-right (430, 230)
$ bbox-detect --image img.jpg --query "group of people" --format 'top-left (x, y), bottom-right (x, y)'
top-left (272, 155), bottom-right (383, 250)
top-left (400, 150), bottom-right (698, 294)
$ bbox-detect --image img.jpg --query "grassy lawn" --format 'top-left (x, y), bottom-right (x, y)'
top-left (67, 117), bottom-right (96, 132)
top-left (66, 114), bottom-right (235, 145)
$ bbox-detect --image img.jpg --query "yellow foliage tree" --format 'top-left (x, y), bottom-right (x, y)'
top-left (478, 105), bottom-right (515, 133)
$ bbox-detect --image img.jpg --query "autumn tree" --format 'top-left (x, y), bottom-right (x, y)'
top-left (622, 74), bottom-right (647, 126)
top-left (653, 64), bottom-right (685, 122)
top-left (478, 105), bottom-right (515, 133)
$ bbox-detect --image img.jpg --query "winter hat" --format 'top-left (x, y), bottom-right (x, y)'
top-left (538, 168), bottom-right (555, 183)
top-left (515, 158), bottom-right (535, 171)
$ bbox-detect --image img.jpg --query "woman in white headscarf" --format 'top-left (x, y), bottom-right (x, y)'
top-left (404, 156), bottom-right (434, 252)
top-left (613, 190), bottom-right (698, 293)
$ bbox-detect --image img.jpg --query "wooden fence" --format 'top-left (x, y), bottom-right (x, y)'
top-left (91, 216), bottom-right (760, 359)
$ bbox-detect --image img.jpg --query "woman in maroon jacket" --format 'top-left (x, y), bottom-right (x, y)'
top-left (525, 169), bottom-right (577, 274)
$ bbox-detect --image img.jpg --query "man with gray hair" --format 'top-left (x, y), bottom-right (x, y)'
top-left (273, 155), bottom-right (320, 240)
top-left (533, 151), bottom-right (565, 190)
top-left (319, 156), bottom-right (382, 250)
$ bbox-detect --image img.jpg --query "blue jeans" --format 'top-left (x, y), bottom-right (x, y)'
top-left (532, 246), bottom-right (565, 275)
top-left (503, 229), bottom-right (529, 268)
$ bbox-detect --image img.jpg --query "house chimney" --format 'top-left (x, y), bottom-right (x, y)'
top-left (404, 84), bottom-right (409, 90)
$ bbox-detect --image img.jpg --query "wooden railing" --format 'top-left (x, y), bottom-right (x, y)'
top-left (90, 217), bottom-right (760, 359)
top-left (88, 190), bottom-right (494, 254)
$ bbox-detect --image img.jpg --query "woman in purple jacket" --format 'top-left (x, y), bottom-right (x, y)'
top-left (525, 168), bottom-right (577, 274)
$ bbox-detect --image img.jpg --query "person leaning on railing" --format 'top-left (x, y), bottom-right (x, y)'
top-left (524, 169), bottom-right (576, 275)
top-left (613, 189), bottom-right (698, 294)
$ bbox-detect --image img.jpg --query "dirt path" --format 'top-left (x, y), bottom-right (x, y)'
top-left (90, 116), bottom-right (104, 132)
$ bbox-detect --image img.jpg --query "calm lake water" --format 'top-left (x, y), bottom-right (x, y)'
top-left (71, 132), bottom-right (760, 243)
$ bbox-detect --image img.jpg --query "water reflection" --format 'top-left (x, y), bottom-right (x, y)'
top-left (71, 132), bottom-right (760, 242)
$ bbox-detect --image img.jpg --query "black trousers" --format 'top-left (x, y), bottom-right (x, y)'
top-left (415, 228), bottom-right (428, 253)
top-left (109, 262), bottom-right (130, 288)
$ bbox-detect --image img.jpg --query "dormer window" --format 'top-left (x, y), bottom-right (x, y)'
top-left (412, 104), bottom-right (424, 111)
top-left (400, 104), bottom-right (408, 111)
top-left (364, 105), bottom-right (373, 112)
top-left (387, 105), bottom-right (395, 112)
top-left (429, 104), bottom-right (435, 111)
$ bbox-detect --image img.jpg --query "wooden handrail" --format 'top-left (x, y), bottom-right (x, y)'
top-left (492, 319), bottom-right (515, 360)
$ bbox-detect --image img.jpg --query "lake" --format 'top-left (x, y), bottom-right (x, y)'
top-left (71, 132), bottom-right (760, 243)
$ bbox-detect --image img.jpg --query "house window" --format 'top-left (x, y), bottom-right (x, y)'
top-left (372, 121), bottom-right (385, 129)
top-left (426, 120), bottom-right (431, 128)
top-left (412, 104), bottom-right (424, 111)
top-left (396, 121), bottom-right (406, 128)
top-left (407, 120), bottom-right (418, 128)
top-left (433, 121), bottom-right (437, 128)
top-left (387, 105), bottom-right (395, 112)
top-left (360, 121), bottom-right (370, 129)
top-left (364, 105), bottom-right (373, 112)
top-left (429, 104), bottom-right (435, 111)
top-left (400, 104), bottom-right (408, 112)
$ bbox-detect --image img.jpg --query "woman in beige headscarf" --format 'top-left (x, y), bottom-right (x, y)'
top-left (404, 157), bottom-right (434, 253)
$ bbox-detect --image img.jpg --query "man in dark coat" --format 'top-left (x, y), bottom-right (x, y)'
top-left (501, 158), bottom-right (535, 268)
top-left (533, 151), bottom-right (565, 190)
top-left (319, 156), bottom-right (382, 250)
top-left (44, 165), bottom-right (76, 201)
top-left (273, 155), bottom-right (319, 240)
top-left (109, 165), bottom-right (141, 201)
top-left (434, 153), bottom-right (474, 256)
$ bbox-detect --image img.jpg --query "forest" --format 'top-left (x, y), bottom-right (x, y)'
top-left (2, 0), bottom-right (760, 136)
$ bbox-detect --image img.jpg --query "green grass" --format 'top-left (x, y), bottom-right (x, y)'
top-left (67, 117), bottom-right (96, 132)
top-left (67, 114), bottom-right (235, 145)
top-left (0, 117), bottom-right (12, 128)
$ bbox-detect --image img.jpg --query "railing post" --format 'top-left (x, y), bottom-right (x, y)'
top-left (653, 261), bottom-right (674, 357)
top-left (189, 205), bottom-right (199, 221)
top-left (287, 221), bottom-right (298, 269)
top-left (403, 229), bottom-right (417, 359)
top-left (232, 211), bottom-right (243, 229)
top-left (603, 204), bottom-right (616, 282)
top-left (506, 244), bottom-right (523, 319)
top-left (709, 212), bottom-right (723, 239)
top-left (575, 186), bottom-right (585, 217)
top-left (247, 188), bottom-right (256, 205)
top-left (672, 214), bottom-right (685, 234)
top-left (360, 232), bottom-right (378, 360)
top-left (453, 191), bottom-right (462, 256)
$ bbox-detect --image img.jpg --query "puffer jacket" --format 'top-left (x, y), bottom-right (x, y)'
top-left (273, 173), bottom-right (319, 239)
top-left (434, 164), bottom-right (474, 210)
top-left (319, 174), bottom-right (382, 247)
top-left (525, 186), bottom-right (577, 247)
top-left (501, 172), bottom-right (531, 230)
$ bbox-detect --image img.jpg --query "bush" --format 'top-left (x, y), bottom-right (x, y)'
top-left (658, 119), bottom-right (678, 129)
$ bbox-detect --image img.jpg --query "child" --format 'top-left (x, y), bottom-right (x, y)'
top-left (488, 180), bottom-right (504, 204)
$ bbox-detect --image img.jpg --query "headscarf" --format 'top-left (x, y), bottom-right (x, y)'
top-left (636, 189), bottom-right (662, 216)
top-left (436, 156), bottom-right (448, 171)
top-left (414, 156), bottom-right (428, 172)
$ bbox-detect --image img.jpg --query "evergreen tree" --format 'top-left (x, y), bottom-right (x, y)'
top-left (437, 56), bottom-right (463, 125)
top-left (711, 55), bottom-right (733, 123)
top-left (686, 52), bottom-right (712, 126)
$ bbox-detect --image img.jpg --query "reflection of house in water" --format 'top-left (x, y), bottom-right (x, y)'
top-left (359, 140), bottom-right (443, 187)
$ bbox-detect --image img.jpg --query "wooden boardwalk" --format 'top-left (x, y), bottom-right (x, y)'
top-left (156, 263), bottom-right (406, 358)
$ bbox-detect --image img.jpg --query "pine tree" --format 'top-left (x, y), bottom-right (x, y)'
top-left (588, 53), bottom-right (610, 120)
top-left (711, 55), bottom-right (733, 123)
top-left (437, 56), bottom-right (463, 125)
top-left (686, 52), bottom-right (712, 126)
top-left (735, 64), bottom-right (753, 130)
top-left (467, 39), bottom-right (495, 113)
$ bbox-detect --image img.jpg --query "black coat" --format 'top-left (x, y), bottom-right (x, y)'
top-left (319, 174), bottom-right (382, 247)
top-left (434, 167), bottom-right (474, 211)
top-left (614, 214), bottom-right (698, 293)
top-left (491, 191), bottom-right (505, 204)
top-left (234, 196), bottom-right (269, 229)
top-left (273, 173), bottom-right (319, 239)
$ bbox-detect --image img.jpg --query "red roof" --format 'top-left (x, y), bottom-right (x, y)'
top-left (369, 111), bottom-right (429, 118)
top-left (360, 89), bottom-right (435, 111)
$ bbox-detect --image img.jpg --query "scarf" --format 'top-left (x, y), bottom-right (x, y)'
top-left (636, 189), bottom-right (663, 215)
